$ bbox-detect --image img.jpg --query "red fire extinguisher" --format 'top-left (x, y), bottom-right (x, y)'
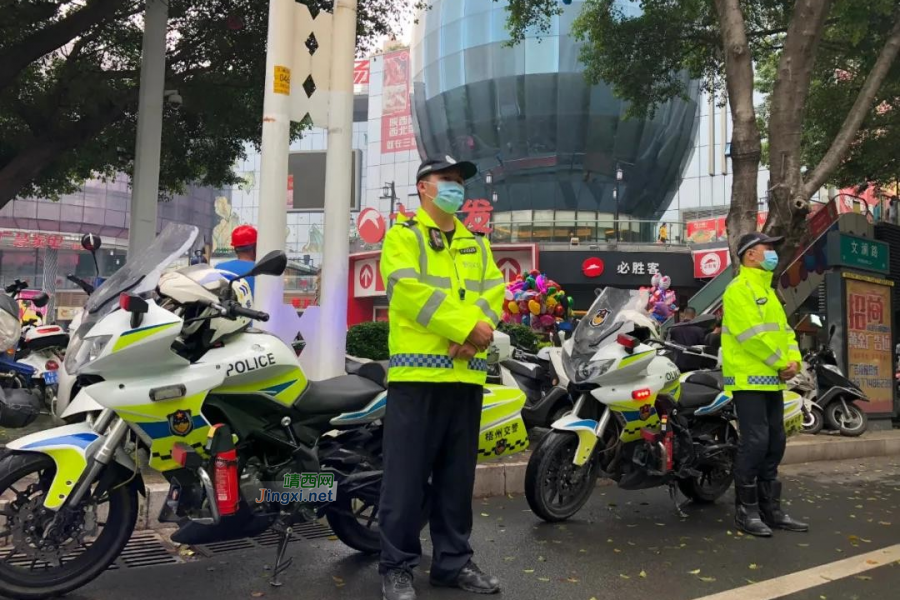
top-left (661, 415), bottom-right (674, 472)
top-left (207, 424), bottom-right (239, 516)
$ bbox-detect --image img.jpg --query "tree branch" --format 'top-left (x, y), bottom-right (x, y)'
top-left (713, 0), bottom-right (763, 257)
top-left (0, 0), bottom-right (129, 93)
top-left (804, 12), bottom-right (900, 197)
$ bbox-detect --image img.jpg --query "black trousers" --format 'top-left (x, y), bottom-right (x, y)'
top-left (733, 390), bottom-right (786, 485)
top-left (378, 381), bottom-right (483, 582)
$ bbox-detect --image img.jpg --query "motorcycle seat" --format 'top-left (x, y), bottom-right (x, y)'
top-left (502, 359), bottom-right (546, 380)
top-left (293, 374), bottom-right (384, 416)
top-left (684, 371), bottom-right (724, 390)
top-left (678, 382), bottom-right (722, 409)
top-left (357, 361), bottom-right (389, 388)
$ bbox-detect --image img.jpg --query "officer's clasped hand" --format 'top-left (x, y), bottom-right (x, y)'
top-left (468, 321), bottom-right (494, 351)
top-left (778, 361), bottom-right (800, 381)
top-left (449, 342), bottom-right (478, 360)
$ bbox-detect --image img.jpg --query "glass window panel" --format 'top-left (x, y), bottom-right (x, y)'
top-left (462, 13), bottom-right (491, 51)
top-left (442, 19), bottom-right (463, 57)
top-left (441, 51), bottom-right (465, 93)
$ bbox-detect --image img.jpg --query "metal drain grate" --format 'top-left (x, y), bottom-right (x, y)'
top-left (191, 520), bottom-right (335, 557)
top-left (0, 531), bottom-right (181, 571)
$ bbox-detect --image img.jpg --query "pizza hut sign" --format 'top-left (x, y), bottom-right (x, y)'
top-left (692, 249), bottom-right (731, 279)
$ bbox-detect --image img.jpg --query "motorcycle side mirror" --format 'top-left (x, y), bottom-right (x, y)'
top-left (31, 293), bottom-right (50, 308)
top-left (81, 233), bottom-right (102, 277)
top-left (246, 251), bottom-right (287, 278)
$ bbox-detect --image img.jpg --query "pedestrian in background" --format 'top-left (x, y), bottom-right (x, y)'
top-left (658, 222), bottom-right (668, 244)
top-left (377, 157), bottom-right (506, 600)
top-left (722, 232), bottom-right (808, 538)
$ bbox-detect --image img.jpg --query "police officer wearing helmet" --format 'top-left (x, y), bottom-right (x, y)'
top-left (378, 157), bottom-right (505, 600)
top-left (216, 225), bottom-right (258, 295)
top-left (722, 232), bottom-right (808, 537)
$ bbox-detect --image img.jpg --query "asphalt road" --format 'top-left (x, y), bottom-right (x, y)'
top-left (32, 456), bottom-right (900, 600)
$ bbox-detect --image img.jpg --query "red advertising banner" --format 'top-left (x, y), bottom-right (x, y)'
top-left (845, 275), bottom-right (894, 414)
top-left (692, 248), bottom-right (731, 279)
top-left (381, 50), bottom-right (416, 154)
top-left (354, 60), bottom-right (370, 85)
top-left (686, 213), bottom-right (767, 244)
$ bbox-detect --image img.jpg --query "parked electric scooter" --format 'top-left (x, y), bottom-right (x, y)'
top-left (789, 325), bottom-right (869, 437)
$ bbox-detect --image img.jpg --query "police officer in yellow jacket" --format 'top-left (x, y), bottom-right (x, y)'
top-left (723, 232), bottom-right (808, 537)
top-left (378, 157), bottom-right (505, 600)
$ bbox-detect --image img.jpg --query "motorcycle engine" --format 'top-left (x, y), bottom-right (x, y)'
top-left (239, 458), bottom-right (266, 509)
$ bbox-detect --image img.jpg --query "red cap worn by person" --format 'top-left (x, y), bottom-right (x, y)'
top-left (232, 225), bottom-right (257, 250)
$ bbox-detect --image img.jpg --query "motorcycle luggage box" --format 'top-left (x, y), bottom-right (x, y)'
top-left (0, 388), bottom-right (42, 428)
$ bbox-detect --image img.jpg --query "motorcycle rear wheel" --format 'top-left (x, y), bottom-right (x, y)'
top-left (0, 453), bottom-right (137, 600)
top-left (325, 486), bottom-right (430, 554)
top-left (525, 431), bottom-right (599, 522)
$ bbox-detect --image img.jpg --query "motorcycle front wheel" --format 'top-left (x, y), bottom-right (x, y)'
top-left (324, 484), bottom-right (430, 554)
top-left (802, 405), bottom-right (824, 435)
top-left (525, 431), bottom-right (599, 522)
top-left (826, 402), bottom-right (868, 437)
top-left (0, 453), bottom-right (137, 600)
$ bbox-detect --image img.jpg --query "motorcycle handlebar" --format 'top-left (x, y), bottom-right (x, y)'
top-left (230, 304), bottom-right (269, 322)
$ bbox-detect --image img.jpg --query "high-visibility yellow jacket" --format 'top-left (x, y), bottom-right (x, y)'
top-left (380, 208), bottom-right (506, 385)
top-left (721, 266), bottom-right (802, 391)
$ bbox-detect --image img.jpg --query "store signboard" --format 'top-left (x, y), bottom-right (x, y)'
top-left (381, 50), bottom-right (416, 153)
top-left (844, 273), bottom-right (894, 414)
top-left (827, 232), bottom-right (889, 274)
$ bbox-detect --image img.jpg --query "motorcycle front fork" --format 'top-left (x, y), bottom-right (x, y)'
top-left (66, 410), bottom-right (129, 507)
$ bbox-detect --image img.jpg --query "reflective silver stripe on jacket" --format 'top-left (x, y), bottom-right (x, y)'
top-left (763, 349), bottom-right (783, 368)
top-left (476, 298), bottom-right (500, 325)
top-left (417, 290), bottom-right (448, 327)
top-left (734, 322), bottom-right (780, 343)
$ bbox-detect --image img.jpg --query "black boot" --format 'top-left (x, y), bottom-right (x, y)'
top-left (383, 569), bottom-right (416, 600)
top-left (734, 483), bottom-right (773, 537)
top-left (758, 480), bottom-right (809, 532)
top-left (431, 561), bottom-right (500, 594)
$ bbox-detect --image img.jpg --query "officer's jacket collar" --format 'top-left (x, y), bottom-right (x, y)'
top-left (738, 265), bottom-right (774, 287)
top-left (413, 208), bottom-right (475, 241)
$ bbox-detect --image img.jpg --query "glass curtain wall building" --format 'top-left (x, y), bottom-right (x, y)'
top-left (410, 0), bottom-right (701, 244)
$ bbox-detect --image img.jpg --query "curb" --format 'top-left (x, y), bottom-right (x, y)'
top-left (134, 431), bottom-right (900, 530)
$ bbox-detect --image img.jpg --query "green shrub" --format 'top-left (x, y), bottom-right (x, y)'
top-left (346, 321), bottom-right (390, 360)
top-left (498, 322), bottom-right (540, 354)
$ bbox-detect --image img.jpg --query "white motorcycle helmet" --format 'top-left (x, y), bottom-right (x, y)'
top-left (158, 264), bottom-right (254, 344)
top-left (0, 295), bottom-right (22, 353)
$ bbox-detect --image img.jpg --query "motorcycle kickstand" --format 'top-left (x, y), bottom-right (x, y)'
top-left (668, 483), bottom-right (689, 519)
top-left (269, 525), bottom-right (294, 587)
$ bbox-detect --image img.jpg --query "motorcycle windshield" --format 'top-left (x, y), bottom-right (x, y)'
top-left (571, 287), bottom-right (646, 358)
top-left (84, 223), bottom-right (199, 320)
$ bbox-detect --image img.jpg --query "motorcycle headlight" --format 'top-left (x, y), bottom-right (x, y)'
top-left (566, 357), bottom-right (615, 384)
top-left (64, 335), bottom-right (111, 375)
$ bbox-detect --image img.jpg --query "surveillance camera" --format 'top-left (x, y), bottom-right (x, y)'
top-left (164, 90), bottom-right (183, 107)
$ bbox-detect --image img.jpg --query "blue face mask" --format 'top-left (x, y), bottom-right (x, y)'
top-left (761, 250), bottom-right (779, 271)
top-left (431, 181), bottom-right (465, 214)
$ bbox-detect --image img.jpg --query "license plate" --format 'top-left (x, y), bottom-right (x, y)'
top-left (44, 371), bottom-right (58, 384)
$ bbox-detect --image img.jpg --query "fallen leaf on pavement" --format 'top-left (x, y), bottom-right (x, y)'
top-left (251, 593), bottom-right (264, 598)
top-left (619, 574), bottom-right (630, 580)
top-left (538, 556), bottom-right (546, 562)
top-left (689, 569), bottom-right (701, 575)
top-left (327, 535), bottom-right (338, 541)
top-left (698, 576), bottom-right (716, 583)
top-left (523, 569), bottom-right (535, 574)
top-left (332, 576), bottom-right (344, 584)
top-left (566, 577), bottom-right (579, 583)
top-left (867, 560), bottom-right (879, 565)
top-left (579, 549), bottom-right (587, 553)
top-left (481, 513), bottom-right (489, 517)
top-left (749, 564), bottom-right (760, 570)
top-left (855, 576), bottom-right (872, 581)
top-left (879, 521), bottom-right (891, 526)
top-left (537, 577), bottom-right (550, 582)
top-left (613, 549), bottom-right (622, 554)
top-left (504, 557), bottom-right (515, 562)
top-left (798, 543), bottom-right (810, 548)
top-left (639, 570), bottom-right (647, 578)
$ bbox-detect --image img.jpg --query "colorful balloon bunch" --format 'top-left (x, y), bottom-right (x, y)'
top-left (640, 273), bottom-right (678, 324)
top-left (502, 270), bottom-right (574, 332)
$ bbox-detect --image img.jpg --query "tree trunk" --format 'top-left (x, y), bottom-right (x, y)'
top-left (712, 0), bottom-right (761, 265)
top-left (764, 0), bottom-right (833, 258)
